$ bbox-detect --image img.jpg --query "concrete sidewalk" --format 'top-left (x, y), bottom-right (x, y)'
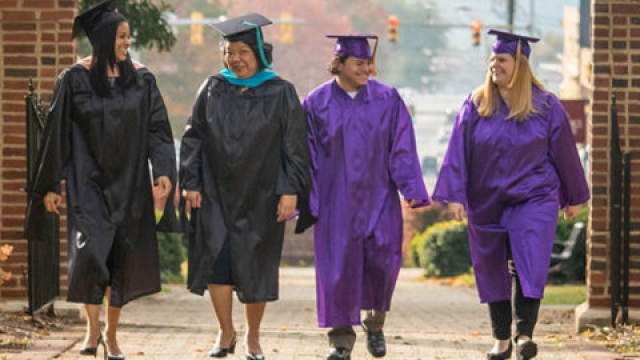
top-left (5, 267), bottom-right (617, 359)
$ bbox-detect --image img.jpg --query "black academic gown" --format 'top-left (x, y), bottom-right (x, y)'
top-left (180, 75), bottom-right (310, 303)
top-left (26, 63), bottom-right (176, 307)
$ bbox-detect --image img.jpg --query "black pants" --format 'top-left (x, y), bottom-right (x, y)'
top-left (488, 259), bottom-right (541, 341)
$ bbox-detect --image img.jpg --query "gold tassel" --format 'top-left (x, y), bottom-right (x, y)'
top-left (507, 40), bottom-right (521, 88)
top-left (370, 36), bottom-right (379, 77)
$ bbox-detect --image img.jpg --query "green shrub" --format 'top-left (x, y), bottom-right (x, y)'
top-left (549, 206), bottom-right (589, 284)
top-left (156, 232), bottom-right (186, 283)
top-left (410, 206), bottom-right (589, 282)
top-left (555, 206), bottom-right (588, 240)
top-left (412, 220), bottom-right (471, 277)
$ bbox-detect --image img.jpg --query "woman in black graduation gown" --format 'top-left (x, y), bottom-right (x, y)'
top-left (179, 13), bottom-right (310, 360)
top-left (26, 1), bottom-right (176, 359)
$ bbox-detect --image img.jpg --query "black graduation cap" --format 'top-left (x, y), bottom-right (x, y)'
top-left (72, 0), bottom-right (126, 45)
top-left (209, 13), bottom-right (272, 39)
top-left (210, 13), bottom-right (273, 69)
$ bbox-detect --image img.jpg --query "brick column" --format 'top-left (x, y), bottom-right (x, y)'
top-left (576, 0), bottom-right (640, 330)
top-left (0, 0), bottom-right (77, 303)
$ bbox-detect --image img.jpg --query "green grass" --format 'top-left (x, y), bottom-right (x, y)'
top-left (542, 284), bottom-right (586, 305)
top-left (446, 271), bottom-right (586, 306)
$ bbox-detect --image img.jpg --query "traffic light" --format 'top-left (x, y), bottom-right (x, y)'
top-left (388, 15), bottom-right (399, 43)
top-left (279, 12), bottom-right (294, 44)
top-left (190, 12), bottom-right (203, 45)
top-left (471, 19), bottom-right (482, 47)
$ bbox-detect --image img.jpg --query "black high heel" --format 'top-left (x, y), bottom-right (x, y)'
top-left (245, 354), bottom-right (265, 360)
top-left (106, 352), bottom-right (125, 360)
top-left (208, 336), bottom-right (237, 357)
top-left (487, 340), bottom-right (513, 360)
top-left (102, 333), bottom-right (125, 360)
top-left (79, 333), bottom-right (103, 357)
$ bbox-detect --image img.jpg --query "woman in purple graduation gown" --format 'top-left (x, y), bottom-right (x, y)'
top-left (302, 35), bottom-right (429, 360)
top-left (432, 29), bottom-right (589, 360)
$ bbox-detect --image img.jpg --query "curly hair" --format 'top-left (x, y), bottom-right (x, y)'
top-left (327, 55), bottom-right (350, 75)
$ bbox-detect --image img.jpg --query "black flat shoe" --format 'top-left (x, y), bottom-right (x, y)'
top-left (516, 339), bottom-right (537, 360)
top-left (208, 336), bottom-right (237, 357)
top-left (327, 347), bottom-right (351, 360)
top-left (487, 341), bottom-right (513, 360)
top-left (366, 330), bottom-right (386, 358)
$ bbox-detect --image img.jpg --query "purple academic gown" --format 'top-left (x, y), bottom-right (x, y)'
top-left (303, 79), bottom-right (430, 328)
top-left (432, 86), bottom-right (590, 303)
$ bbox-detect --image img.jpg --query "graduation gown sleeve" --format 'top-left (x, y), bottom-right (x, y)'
top-left (546, 95), bottom-right (590, 208)
top-left (277, 82), bottom-right (311, 196)
top-left (432, 96), bottom-right (474, 205)
top-left (387, 89), bottom-right (430, 207)
top-left (179, 78), bottom-right (208, 193)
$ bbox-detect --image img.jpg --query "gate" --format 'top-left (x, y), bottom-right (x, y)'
top-left (25, 78), bottom-right (60, 315)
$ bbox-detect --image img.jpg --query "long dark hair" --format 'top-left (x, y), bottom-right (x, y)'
top-left (90, 19), bottom-right (140, 97)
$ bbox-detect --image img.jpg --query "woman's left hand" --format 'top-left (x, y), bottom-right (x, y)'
top-left (563, 204), bottom-right (581, 219)
top-left (277, 194), bottom-right (297, 222)
top-left (155, 176), bottom-right (172, 201)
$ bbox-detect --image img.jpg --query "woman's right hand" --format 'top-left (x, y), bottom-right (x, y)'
top-left (447, 201), bottom-right (466, 222)
top-left (44, 192), bottom-right (63, 215)
top-left (183, 190), bottom-right (202, 208)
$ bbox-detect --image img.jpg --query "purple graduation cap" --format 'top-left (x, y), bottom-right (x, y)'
top-left (488, 29), bottom-right (540, 88)
top-left (72, 0), bottom-right (126, 46)
top-left (488, 28), bottom-right (539, 59)
top-left (326, 34), bottom-right (379, 76)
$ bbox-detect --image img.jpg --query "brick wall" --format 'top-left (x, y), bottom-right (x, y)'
top-left (0, 0), bottom-right (78, 302)
top-left (580, 0), bottom-right (640, 323)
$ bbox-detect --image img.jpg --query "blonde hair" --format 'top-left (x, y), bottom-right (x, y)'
top-left (472, 56), bottom-right (545, 121)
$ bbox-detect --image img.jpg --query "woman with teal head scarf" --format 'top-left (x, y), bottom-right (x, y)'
top-left (179, 12), bottom-right (311, 360)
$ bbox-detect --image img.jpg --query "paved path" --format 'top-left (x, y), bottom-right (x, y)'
top-left (4, 268), bottom-right (617, 359)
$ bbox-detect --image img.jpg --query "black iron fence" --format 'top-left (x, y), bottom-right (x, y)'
top-left (609, 92), bottom-right (634, 326)
top-left (25, 78), bottom-right (60, 315)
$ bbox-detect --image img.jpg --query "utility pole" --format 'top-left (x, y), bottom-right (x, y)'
top-left (508, 0), bottom-right (515, 31)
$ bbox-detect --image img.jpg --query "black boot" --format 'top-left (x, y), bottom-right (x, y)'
top-left (366, 330), bottom-right (386, 358)
top-left (327, 347), bottom-right (351, 360)
top-left (516, 339), bottom-right (537, 360)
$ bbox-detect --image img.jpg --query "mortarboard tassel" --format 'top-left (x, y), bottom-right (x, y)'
top-left (507, 40), bottom-right (521, 89)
